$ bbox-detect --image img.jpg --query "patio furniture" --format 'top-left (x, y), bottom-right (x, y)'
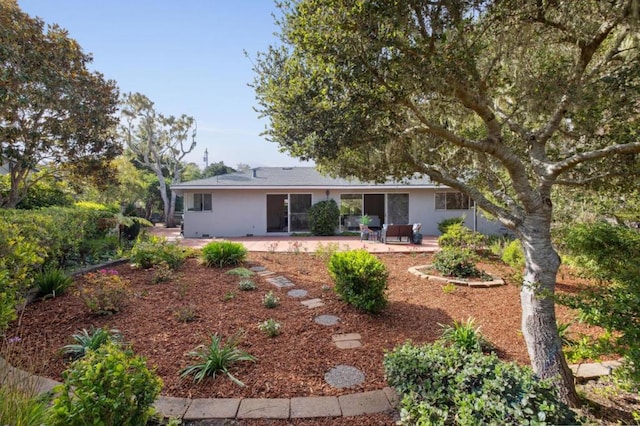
top-left (381, 224), bottom-right (414, 244)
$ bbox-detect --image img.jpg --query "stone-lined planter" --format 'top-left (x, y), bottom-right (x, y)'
top-left (408, 265), bottom-right (505, 287)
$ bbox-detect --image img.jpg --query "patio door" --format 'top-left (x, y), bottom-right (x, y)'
top-left (266, 193), bottom-right (311, 233)
top-left (386, 193), bottom-right (409, 225)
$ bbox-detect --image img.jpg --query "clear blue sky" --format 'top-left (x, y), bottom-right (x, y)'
top-left (18, 0), bottom-right (312, 170)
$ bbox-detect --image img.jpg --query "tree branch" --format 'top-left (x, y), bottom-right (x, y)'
top-left (550, 141), bottom-right (640, 178)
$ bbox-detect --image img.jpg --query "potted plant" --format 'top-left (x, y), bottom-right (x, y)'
top-left (359, 215), bottom-right (371, 240)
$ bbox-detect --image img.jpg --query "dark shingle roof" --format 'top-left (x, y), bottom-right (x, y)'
top-left (171, 167), bottom-right (437, 191)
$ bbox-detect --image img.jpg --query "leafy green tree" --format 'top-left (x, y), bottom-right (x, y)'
top-left (120, 92), bottom-right (197, 227)
top-left (0, 0), bottom-right (120, 208)
top-left (202, 161), bottom-right (235, 178)
top-left (254, 0), bottom-right (640, 405)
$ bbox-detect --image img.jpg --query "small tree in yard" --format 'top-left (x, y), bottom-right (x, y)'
top-left (253, 0), bottom-right (640, 405)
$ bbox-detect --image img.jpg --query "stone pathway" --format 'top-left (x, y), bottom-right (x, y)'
top-left (333, 333), bottom-right (363, 349)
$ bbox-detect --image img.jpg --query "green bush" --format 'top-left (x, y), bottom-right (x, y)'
top-left (130, 236), bottom-right (187, 269)
top-left (262, 291), bottom-right (280, 308)
top-left (201, 240), bottom-right (247, 267)
top-left (49, 341), bottom-right (162, 426)
top-left (238, 279), bottom-right (256, 291)
top-left (437, 216), bottom-right (465, 234)
top-left (384, 342), bottom-right (576, 425)
top-left (438, 318), bottom-right (491, 353)
top-left (432, 247), bottom-right (480, 278)
top-left (307, 199), bottom-right (340, 236)
top-left (34, 267), bottom-right (73, 298)
top-left (328, 250), bottom-right (388, 313)
top-left (180, 331), bottom-right (256, 386)
top-left (557, 221), bottom-right (640, 384)
top-left (502, 239), bottom-right (525, 268)
top-left (438, 223), bottom-right (484, 248)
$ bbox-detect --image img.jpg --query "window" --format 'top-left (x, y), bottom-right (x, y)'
top-left (193, 193), bottom-right (212, 211)
top-left (435, 192), bottom-right (470, 210)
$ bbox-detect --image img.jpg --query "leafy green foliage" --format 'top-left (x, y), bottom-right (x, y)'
top-left (557, 222), bottom-right (640, 383)
top-left (0, 2), bottom-right (120, 208)
top-left (258, 319), bottom-right (281, 337)
top-left (262, 291), bottom-right (280, 308)
top-left (180, 331), bottom-right (256, 386)
top-left (49, 341), bottom-right (162, 426)
top-left (225, 267), bottom-right (255, 278)
top-left (307, 199), bottom-right (340, 236)
top-left (151, 261), bottom-right (175, 284)
top-left (201, 241), bottom-right (247, 267)
top-left (328, 250), bottom-right (388, 313)
top-left (438, 318), bottom-right (491, 353)
top-left (432, 247), bottom-right (481, 278)
top-left (33, 267), bottom-right (72, 298)
top-left (384, 342), bottom-right (576, 425)
top-left (62, 327), bottom-right (122, 360)
top-left (501, 239), bottom-right (525, 269)
top-left (437, 223), bottom-right (484, 249)
top-left (78, 269), bottom-right (130, 315)
top-left (314, 241), bottom-right (340, 263)
top-left (437, 217), bottom-right (465, 234)
top-left (130, 236), bottom-right (188, 269)
top-left (238, 279), bottom-right (256, 291)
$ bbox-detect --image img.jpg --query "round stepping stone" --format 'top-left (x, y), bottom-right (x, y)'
top-left (324, 365), bottom-right (365, 389)
top-left (287, 289), bottom-right (308, 298)
top-left (314, 314), bottom-right (340, 326)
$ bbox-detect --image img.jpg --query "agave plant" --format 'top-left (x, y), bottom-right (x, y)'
top-left (180, 331), bottom-right (256, 386)
top-left (62, 327), bottom-right (122, 360)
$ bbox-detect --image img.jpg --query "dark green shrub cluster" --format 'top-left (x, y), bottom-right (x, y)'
top-left (437, 216), bottom-right (465, 234)
top-left (328, 250), bottom-right (388, 313)
top-left (557, 221), bottom-right (640, 384)
top-left (130, 236), bottom-right (188, 269)
top-left (202, 241), bottom-right (247, 267)
top-left (502, 239), bottom-right (525, 268)
top-left (33, 267), bottom-right (73, 298)
top-left (438, 222), bottom-right (484, 248)
top-left (384, 342), bottom-right (576, 425)
top-left (49, 341), bottom-right (162, 425)
top-left (432, 247), bottom-right (480, 278)
top-left (307, 199), bottom-right (339, 236)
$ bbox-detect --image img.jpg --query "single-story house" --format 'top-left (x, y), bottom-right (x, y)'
top-left (170, 167), bottom-right (506, 238)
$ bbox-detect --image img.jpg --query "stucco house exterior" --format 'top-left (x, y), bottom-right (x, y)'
top-left (171, 167), bottom-right (506, 238)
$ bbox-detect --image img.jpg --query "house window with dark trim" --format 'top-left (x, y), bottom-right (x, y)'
top-left (435, 192), bottom-right (470, 210)
top-left (193, 193), bottom-right (212, 211)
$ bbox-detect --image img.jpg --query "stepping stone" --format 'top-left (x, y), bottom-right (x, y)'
top-left (266, 276), bottom-right (295, 288)
top-left (332, 333), bottom-right (362, 349)
top-left (314, 314), bottom-right (340, 326)
top-left (237, 398), bottom-right (289, 419)
top-left (249, 266), bottom-right (266, 272)
top-left (257, 270), bottom-right (275, 277)
top-left (570, 361), bottom-right (622, 382)
top-left (324, 365), bottom-right (365, 389)
top-left (290, 396), bottom-right (341, 418)
top-left (301, 298), bottom-right (324, 308)
top-left (339, 390), bottom-right (392, 416)
top-left (287, 289), bottom-right (309, 298)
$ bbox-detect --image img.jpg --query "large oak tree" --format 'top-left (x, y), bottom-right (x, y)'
top-left (253, 0), bottom-right (640, 405)
top-left (0, 0), bottom-right (120, 207)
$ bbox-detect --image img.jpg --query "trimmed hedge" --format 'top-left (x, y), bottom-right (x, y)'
top-left (307, 199), bottom-right (340, 236)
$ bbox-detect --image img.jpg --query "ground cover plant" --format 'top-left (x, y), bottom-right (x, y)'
top-left (5, 249), bottom-right (637, 423)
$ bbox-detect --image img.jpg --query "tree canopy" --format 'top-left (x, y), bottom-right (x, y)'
top-left (0, 0), bottom-right (121, 208)
top-left (254, 0), bottom-right (640, 405)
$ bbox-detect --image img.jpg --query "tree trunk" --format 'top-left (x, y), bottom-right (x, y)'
top-left (518, 213), bottom-right (580, 407)
top-left (157, 174), bottom-right (173, 227)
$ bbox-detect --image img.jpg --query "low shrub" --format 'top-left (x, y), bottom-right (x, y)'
top-left (201, 241), bottom-right (247, 268)
top-left (130, 236), bottom-right (187, 269)
top-left (502, 239), bottom-right (525, 268)
top-left (173, 305), bottom-right (197, 323)
top-left (384, 341), bottom-right (576, 425)
top-left (438, 223), bottom-right (484, 248)
top-left (226, 267), bottom-right (255, 278)
top-left (314, 242), bottom-right (340, 263)
top-left (49, 341), bottom-right (162, 426)
top-left (62, 327), bottom-right (122, 360)
top-left (432, 247), bottom-right (480, 278)
top-left (328, 250), bottom-right (388, 313)
top-left (438, 318), bottom-right (490, 353)
top-left (437, 216), bottom-right (465, 234)
top-left (151, 262), bottom-right (175, 284)
top-left (78, 269), bottom-right (130, 314)
top-left (238, 279), bottom-right (256, 291)
top-left (258, 318), bottom-right (281, 337)
top-left (180, 331), bottom-right (256, 386)
top-left (262, 291), bottom-right (280, 308)
top-left (307, 199), bottom-right (340, 236)
top-left (34, 267), bottom-right (73, 298)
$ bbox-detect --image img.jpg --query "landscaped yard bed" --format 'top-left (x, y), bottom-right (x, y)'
top-left (8, 252), bottom-right (599, 400)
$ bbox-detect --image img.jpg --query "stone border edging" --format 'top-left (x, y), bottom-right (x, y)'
top-left (408, 264), bottom-right (505, 287)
